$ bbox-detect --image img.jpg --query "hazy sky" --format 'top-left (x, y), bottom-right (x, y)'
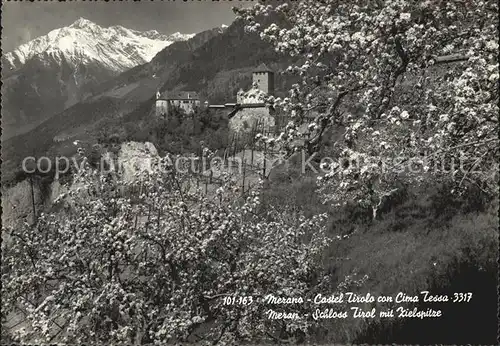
top-left (2, 1), bottom-right (248, 52)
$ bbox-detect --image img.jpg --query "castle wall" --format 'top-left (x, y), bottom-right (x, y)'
top-left (229, 107), bottom-right (275, 133)
top-left (155, 100), bottom-right (168, 116)
top-left (239, 87), bottom-right (267, 104)
top-left (157, 99), bottom-right (200, 116)
top-left (176, 99), bottom-right (200, 114)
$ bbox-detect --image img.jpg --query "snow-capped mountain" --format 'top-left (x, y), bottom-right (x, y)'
top-left (3, 19), bottom-right (276, 186)
top-left (3, 17), bottom-right (195, 73)
top-left (1, 18), bottom-right (195, 141)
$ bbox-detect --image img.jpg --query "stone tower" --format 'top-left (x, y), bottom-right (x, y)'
top-left (155, 91), bottom-right (168, 117)
top-left (252, 63), bottom-right (274, 95)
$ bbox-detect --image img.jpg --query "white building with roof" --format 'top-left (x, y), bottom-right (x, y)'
top-left (155, 90), bottom-right (201, 117)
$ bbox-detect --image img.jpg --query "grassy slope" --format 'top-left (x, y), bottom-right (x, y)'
top-left (263, 163), bottom-right (499, 344)
top-left (351, 207), bottom-right (498, 344)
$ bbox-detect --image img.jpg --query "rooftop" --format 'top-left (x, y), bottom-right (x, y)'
top-left (159, 91), bottom-right (200, 100)
top-left (253, 63), bottom-right (273, 73)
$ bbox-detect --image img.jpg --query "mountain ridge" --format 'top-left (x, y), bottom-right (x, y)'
top-left (3, 17), bottom-right (195, 74)
top-left (1, 18), bottom-right (196, 141)
top-left (1, 16), bottom-right (293, 185)
top-left (1, 24), bottom-right (230, 183)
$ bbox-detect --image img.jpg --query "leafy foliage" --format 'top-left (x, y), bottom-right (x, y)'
top-left (98, 107), bottom-right (230, 157)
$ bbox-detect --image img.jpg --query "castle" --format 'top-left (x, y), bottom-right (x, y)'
top-left (155, 91), bottom-right (201, 117)
top-left (238, 63), bottom-right (275, 103)
top-left (155, 63), bottom-right (276, 132)
top-left (211, 63), bottom-right (276, 133)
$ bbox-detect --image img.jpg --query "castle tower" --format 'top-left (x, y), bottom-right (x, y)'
top-left (155, 90), bottom-right (168, 117)
top-left (252, 63), bottom-right (274, 95)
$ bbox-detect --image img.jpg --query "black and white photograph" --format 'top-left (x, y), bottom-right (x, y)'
top-left (1, 0), bottom-right (499, 344)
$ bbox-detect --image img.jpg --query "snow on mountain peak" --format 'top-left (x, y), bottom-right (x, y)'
top-left (69, 17), bottom-right (99, 29)
top-left (4, 18), bottom-right (195, 73)
top-left (168, 32), bottom-right (195, 41)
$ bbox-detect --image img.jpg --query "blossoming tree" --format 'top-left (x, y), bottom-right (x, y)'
top-left (236, 0), bottom-right (498, 217)
top-left (2, 154), bottom-right (366, 344)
